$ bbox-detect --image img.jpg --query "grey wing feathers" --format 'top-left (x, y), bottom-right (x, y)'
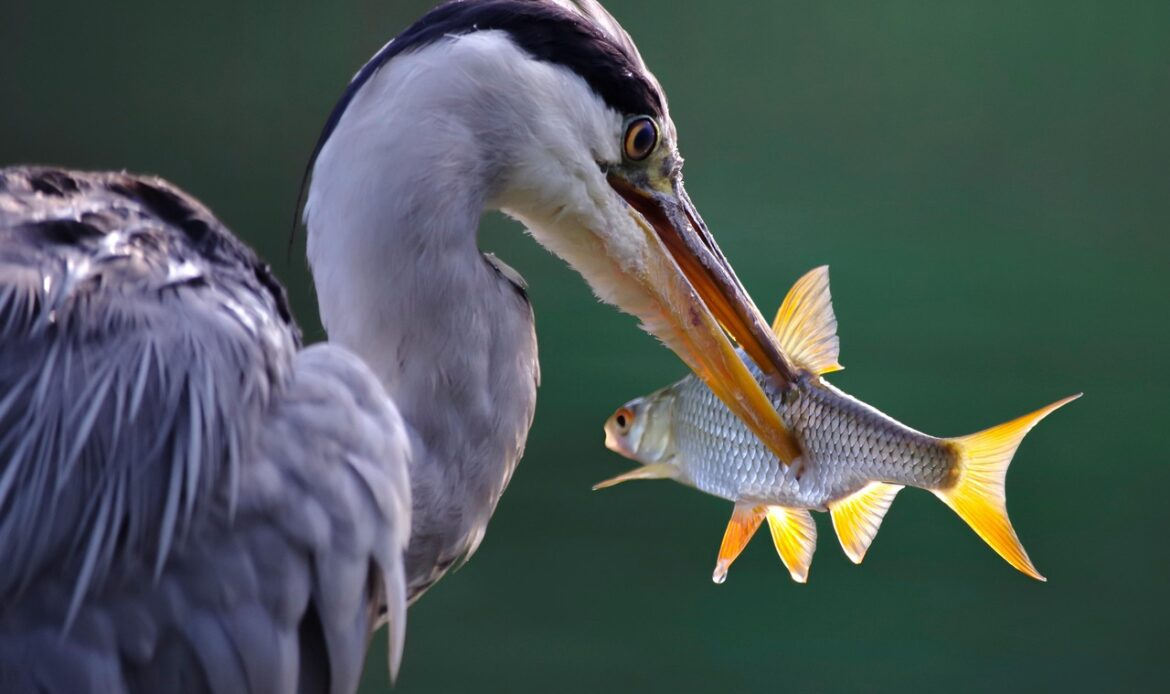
top-left (0, 167), bottom-right (411, 693)
top-left (249, 345), bottom-right (411, 693)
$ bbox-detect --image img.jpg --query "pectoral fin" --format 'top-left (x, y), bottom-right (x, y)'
top-left (713, 504), bottom-right (766, 584)
top-left (592, 463), bottom-right (676, 490)
top-left (828, 482), bottom-right (904, 564)
top-left (765, 506), bottom-right (818, 583)
top-left (771, 266), bottom-right (843, 375)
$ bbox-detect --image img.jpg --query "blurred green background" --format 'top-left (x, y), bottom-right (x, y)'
top-left (2, 0), bottom-right (1166, 691)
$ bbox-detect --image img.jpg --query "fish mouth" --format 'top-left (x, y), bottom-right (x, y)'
top-left (603, 425), bottom-right (633, 459)
top-left (607, 173), bottom-right (801, 464)
top-left (602, 406), bottom-right (635, 458)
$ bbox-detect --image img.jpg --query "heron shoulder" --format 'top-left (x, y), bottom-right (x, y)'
top-left (0, 167), bottom-right (415, 687)
top-left (0, 166), bottom-right (299, 616)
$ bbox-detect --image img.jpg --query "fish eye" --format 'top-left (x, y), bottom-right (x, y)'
top-left (622, 116), bottom-right (659, 162)
top-left (613, 407), bottom-right (635, 434)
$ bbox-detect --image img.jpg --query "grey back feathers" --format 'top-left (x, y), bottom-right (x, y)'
top-left (0, 167), bottom-right (411, 692)
top-left (0, 168), bottom-right (296, 608)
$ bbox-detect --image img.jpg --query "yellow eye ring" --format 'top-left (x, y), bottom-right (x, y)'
top-left (622, 116), bottom-right (659, 162)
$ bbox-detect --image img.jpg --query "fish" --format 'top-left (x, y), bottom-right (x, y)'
top-left (596, 266), bottom-right (1079, 584)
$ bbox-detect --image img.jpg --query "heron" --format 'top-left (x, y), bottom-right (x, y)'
top-left (0, 1), bottom-right (799, 691)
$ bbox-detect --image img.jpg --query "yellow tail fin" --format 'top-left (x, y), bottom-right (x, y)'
top-left (934, 393), bottom-right (1080, 581)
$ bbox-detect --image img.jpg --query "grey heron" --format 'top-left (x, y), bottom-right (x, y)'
top-left (0, 0), bottom-right (798, 691)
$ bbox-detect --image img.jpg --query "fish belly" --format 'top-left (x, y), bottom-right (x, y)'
top-left (667, 367), bottom-right (955, 509)
top-left (669, 376), bottom-right (790, 502)
top-left (668, 377), bottom-right (849, 509)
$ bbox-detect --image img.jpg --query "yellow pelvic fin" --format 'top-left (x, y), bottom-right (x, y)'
top-left (765, 506), bottom-right (818, 583)
top-left (592, 463), bottom-right (676, 490)
top-left (935, 393), bottom-right (1082, 581)
top-left (829, 482), bottom-right (904, 564)
top-left (771, 266), bottom-right (843, 376)
top-left (713, 504), bottom-right (766, 584)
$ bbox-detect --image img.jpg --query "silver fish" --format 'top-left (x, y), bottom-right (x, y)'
top-left (598, 266), bottom-right (1078, 584)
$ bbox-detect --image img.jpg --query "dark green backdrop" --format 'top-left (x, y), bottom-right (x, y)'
top-left (2, 1), bottom-right (1165, 691)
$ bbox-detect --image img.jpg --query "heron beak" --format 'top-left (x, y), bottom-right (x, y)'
top-left (607, 173), bottom-right (802, 464)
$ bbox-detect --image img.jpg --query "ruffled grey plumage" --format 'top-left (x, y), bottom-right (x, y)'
top-left (0, 167), bottom-right (411, 693)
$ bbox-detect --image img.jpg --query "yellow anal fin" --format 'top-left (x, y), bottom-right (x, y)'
top-left (765, 506), bottom-right (818, 583)
top-left (713, 504), bottom-right (766, 584)
top-left (829, 482), bottom-right (904, 564)
top-left (592, 463), bottom-right (676, 490)
top-left (771, 266), bottom-right (843, 376)
top-left (935, 393), bottom-right (1082, 581)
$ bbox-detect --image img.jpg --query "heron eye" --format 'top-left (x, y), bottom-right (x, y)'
top-left (623, 117), bottom-right (659, 162)
top-left (613, 407), bottom-right (635, 433)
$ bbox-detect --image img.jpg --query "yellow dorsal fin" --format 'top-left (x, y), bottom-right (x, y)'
top-left (765, 507), bottom-right (818, 583)
top-left (592, 463), bottom-right (676, 490)
top-left (771, 266), bottom-right (843, 375)
top-left (934, 393), bottom-right (1081, 581)
top-left (712, 504), bottom-right (766, 584)
top-left (828, 482), bottom-right (904, 564)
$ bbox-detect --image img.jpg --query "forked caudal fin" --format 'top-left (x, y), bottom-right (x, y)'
top-left (934, 393), bottom-right (1081, 581)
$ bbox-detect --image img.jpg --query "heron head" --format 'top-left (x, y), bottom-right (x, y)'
top-left (486, 1), bottom-right (799, 459)
top-left (307, 0), bottom-right (797, 461)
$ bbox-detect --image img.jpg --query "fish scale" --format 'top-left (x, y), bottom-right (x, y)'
top-left (665, 362), bottom-right (955, 510)
top-left (597, 266), bottom-right (1077, 584)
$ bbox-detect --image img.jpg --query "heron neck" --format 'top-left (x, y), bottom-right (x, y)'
top-left (305, 134), bottom-right (537, 596)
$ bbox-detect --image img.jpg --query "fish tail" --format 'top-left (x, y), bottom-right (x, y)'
top-left (934, 393), bottom-right (1081, 581)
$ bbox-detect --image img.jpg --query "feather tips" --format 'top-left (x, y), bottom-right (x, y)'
top-left (0, 168), bottom-right (298, 614)
top-left (0, 169), bottom-right (414, 690)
